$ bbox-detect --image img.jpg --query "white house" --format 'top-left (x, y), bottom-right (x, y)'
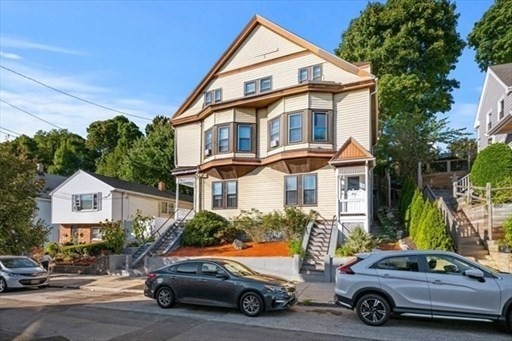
top-left (171, 15), bottom-right (377, 234)
top-left (50, 170), bottom-right (193, 244)
top-left (36, 171), bottom-right (67, 243)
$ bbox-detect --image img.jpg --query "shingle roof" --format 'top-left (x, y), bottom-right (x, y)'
top-left (38, 173), bottom-right (67, 199)
top-left (490, 63), bottom-right (512, 87)
top-left (85, 171), bottom-right (193, 203)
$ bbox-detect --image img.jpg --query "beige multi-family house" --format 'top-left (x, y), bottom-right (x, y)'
top-left (171, 15), bottom-right (378, 233)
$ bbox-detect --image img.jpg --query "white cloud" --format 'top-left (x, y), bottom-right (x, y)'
top-left (0, 61), bottom-right (174, 139)
top-left (1, 36), bottom-right (84, 55)
top-left (0, 51), bottom-right (22, 60)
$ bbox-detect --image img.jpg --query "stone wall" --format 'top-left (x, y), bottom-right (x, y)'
top-left (53, 256), bottom-right (109, 275)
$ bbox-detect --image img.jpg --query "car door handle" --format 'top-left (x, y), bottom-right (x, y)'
top-left (432, 279), bottom-right (443, 285)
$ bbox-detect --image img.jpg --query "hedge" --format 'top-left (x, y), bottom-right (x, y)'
top-left (471, 143), bottom-right (512, 187)
top-left (182, 211), bottom-right (229, 247)
top-left (61, 242), bottom-right (110, 256)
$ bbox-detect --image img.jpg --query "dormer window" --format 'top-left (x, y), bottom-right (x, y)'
top-left (244, 76), bottom-right (272, 96)
top-left (298, 64), bottom-right (322, 82)
top-left (204, 88), bottom-right (222, 106)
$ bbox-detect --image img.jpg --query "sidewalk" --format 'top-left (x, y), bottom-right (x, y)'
top-left (49, 273), bottom-right (335, 305)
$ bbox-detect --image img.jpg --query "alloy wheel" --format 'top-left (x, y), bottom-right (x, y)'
top-left (356, 294), bottom-right (390, 326)
top-left (156, 287), bottom-right (174, 309)
top-left (0, 278), bottom-right (6, 293)
top-left (240, 292), bottom-right (263, 317)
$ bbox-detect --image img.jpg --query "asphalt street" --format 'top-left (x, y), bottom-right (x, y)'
top-left (0, 287), bottom-right (510, 341)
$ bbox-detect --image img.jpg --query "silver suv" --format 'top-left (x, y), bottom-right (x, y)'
top-left (334, 250), bottom-right (512, 331)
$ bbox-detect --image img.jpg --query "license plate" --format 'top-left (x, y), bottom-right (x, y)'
top-left (30, 280), bottom-right (40, 284)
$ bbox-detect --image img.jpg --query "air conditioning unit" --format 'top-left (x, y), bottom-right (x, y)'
top-left (270, 140), bottom-right (279, 148)
top-left (204, 148), bottom-right (212, 156)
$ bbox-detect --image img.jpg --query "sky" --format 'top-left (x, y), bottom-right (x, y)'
top-left (0, 0), bottom-right (493, 141)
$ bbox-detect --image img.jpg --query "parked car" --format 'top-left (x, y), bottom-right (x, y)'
top-left (0, 256), bottom-right (50, 293)
top-left (144, 258), bottom-right (297, 316)
top-left (334, 250), bottom-right (512, 331)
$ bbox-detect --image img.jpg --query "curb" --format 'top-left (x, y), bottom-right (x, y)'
top-left (297, 301), bottom-right (337, 308)
top-left (48, 283), bottom-right (142, 294)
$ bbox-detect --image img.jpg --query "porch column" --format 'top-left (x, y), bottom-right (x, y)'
top-left (175, 179), bottom-right (180, 220)
top-left (365, 161), bottom-right (369, 232)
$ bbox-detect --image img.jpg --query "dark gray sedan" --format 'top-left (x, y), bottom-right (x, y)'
top-left (144, 258), bottom-right (297, 316)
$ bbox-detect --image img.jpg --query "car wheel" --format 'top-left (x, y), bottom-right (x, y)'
top-left (156, 286), bottom-right (175, 309)
top-left (239, 292), bottom-right (263, 317)
top-left (356, 294), bottom-right (391, 326)
top-left (0, 277), bottom-right (7, 293)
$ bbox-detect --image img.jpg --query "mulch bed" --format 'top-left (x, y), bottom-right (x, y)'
top-left (165, 241), bottom-right (291, 257)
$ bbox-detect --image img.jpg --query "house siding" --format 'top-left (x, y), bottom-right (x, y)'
top-left (476, 72), bottom-right (512, 151)
top-left (335, 88), bottom-right (371, 150)
top-left (176, 123), bottom-right (201, 167)
top-left (220, 25), bottom-right (306, 73)
top-left (235, 108), bottom-right (256, 123)
top-left (52, 173), bottom-right (114, 224)
top-left (310, 92), bottom-right (333, 110)
top-left (201, 165), bottom-right (336, 219)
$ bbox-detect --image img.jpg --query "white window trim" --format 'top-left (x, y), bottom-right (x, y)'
top-left (288, 113), bottom-right (303, 144)
top-left (72, 193), bottom-right (101, 212)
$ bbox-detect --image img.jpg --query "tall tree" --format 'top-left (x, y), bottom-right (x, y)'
top-left (467, 0), bottom-right (512, 71)
top-left (48, 135), bottom-right (94, 176)
top-left (0, 146), bottom-right (50, 254)
top-left (86, 115), bottom-right (143, 177)
top-left (120, 119), bottom-right (175, 189)
top-left (446, 137), bottom-right (477, 161)
top-left (335, 0), bottom-right (466, 177)
top-left (3, 135), bottom-right (38, 160)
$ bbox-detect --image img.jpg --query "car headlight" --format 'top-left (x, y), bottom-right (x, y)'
top-left (6, 272), bottom-right (21, 278)
top-left (264, 285), bottom-right (287, 294)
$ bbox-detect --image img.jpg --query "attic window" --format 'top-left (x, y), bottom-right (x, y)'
top-left (244, 76), bottom-right (272, 96)
top-left (298, 64), bottom-right (322, 82)
top-left (204, 88), bottom-right (222, 106)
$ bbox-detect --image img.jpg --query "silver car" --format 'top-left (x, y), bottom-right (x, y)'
top-left (334, 250), bottom-right (512, 331)
top-left (0, 256), bottom-right (50, 293)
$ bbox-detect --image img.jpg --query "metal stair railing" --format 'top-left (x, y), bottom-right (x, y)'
top-left (132, 208), bottom-right (194, 267)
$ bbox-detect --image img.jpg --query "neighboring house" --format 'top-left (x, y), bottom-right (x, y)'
top-left (36, 169), bottom-right (67, 243)
top-left (170, 15), bottom-right (377, 233)
top-left (474, 63), bottom-right (512, 152)
top-left (50, 170), bottom-right (193, 244)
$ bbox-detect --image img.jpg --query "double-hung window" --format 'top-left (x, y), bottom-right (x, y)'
top-left (204, 130), bottom-right (212, 156)
top-left (237, 125), bottom-right (252, 152)
top-left (161, 201), bottom-right (175, 215)
top-left (487, 111), bottom-right (492, 131)
top-left (204, 88), bottom-right (222, 106)
top-left (288, 113), bottom-right (303, 143)
top-left (285, 174), bottom-right (317, 206)
top-left (298, 64), bottom-right (322, 82)
top-left (312, 112), bottom-right (327, 142)
top-left (218, 126), bottom-right (230, 153)
top-left (499, 99), bottom-right (504, 120)
top-left (72, 193), bottom-right (101, 211)
top-left (212, 181), bottom-right (237, 209)
top-left (270, 118), bottom-right (280, 147)
top-left (244, 76), bottom-right (272, 96)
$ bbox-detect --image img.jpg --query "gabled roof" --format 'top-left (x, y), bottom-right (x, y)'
top-left (50, 170), bottom-right (192, 203)
top-left (329, 137), bottom-right (374, 165)
top-left (489, 63), bottom-right (512, 87)
top-left (172, 15), bottom-right (373, 120)
top-left (37, 173), bottom-right (67, 199)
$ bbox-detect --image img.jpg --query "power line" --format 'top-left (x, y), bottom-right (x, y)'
top-left (0, 64), bottom-right (153, 121)
top-left (0, 99), bottom-right (63, 129)
top-left (0, 126), bottom-right (21, 136)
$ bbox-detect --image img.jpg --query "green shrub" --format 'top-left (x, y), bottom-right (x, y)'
top-left (61, 241), bottom-right (109, 256)
top-left (288, 239), bottom-right (305, 257)
top-left (493, 176), bottom-right (512, 204)
top-left (100, 220), bottom-right (126, 254)
top-left (44, 242), bottom-right (61, 256)
top-left (336, 227), bottom-right (381, 256)
top-left (182, 211), bottom-right (228, 247)
top-left (471, 143), bottom-right (512, 187)
top-left (414, 200), bottom-right (432, 248)
top-left (417, 203), bottom-right (453, 251)
top-left (335, 244), bottom-right (354, 257)
top-left (409, 191), bottom-right (425, 240)
top-left (132, 209), bottom-right (152, 244)
top-left (500, 215), bottom-right (512, 248)
top-left (215, 224), bottom-right (242, 244)
top-left (280, 207), bottom-right (316, 241)
top-left (400, 177), bottom-right (415, 219)
top-left (231, 209), bottom-right (267, 242)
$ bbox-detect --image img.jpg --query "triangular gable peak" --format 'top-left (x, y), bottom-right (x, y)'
top-left (330, 137), bottom-right (374, 165)
top-left (172, 15), bottom-right (372, 120)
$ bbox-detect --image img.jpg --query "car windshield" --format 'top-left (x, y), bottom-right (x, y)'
top-left (1, 258), bottom-right (39, 269)
top-left (222, 260), bottom-right (257, 277)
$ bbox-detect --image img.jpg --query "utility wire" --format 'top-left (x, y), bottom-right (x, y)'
top-left (0, 98), bottom-right (63, 129)
top-left (0, 126), bottom-right (21, 136)
top-left (0, 64), bottom-right (153, 121)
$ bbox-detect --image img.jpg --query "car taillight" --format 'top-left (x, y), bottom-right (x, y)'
top-left (337, 257), bottom-right (360, 275)
top-left (147, 273), bottom-right (157, 279)
top-left (337, 264), bottom-right (355, 274)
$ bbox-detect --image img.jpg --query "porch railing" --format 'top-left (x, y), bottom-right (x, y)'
top-left (339, 198), bottom-right (366, 214)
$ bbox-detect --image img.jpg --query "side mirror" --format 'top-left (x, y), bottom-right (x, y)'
top-left (216, 271), bottom-right (229, 279)
top-left (465, 269), bottom-right (484, 279)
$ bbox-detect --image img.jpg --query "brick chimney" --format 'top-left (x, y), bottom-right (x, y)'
top-left (158, 181), bottom-right (166, 191)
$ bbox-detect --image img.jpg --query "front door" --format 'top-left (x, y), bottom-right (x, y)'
top-left (424, 254), bottom-right (501, 317)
